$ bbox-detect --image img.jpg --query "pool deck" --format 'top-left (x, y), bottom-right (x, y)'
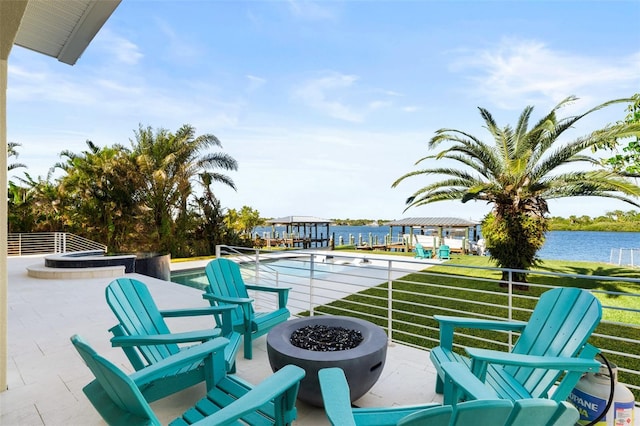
top-left (1, 255), bottom-right (442, 425)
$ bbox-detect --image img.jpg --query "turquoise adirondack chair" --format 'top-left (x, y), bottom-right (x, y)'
top-left (319, 367), bottom-right (443, 426)
top-left (106, 277), bottom-right (241, 402)
top-left (430, 287), bottom-right (602, 405)
top-left (319, 367), bottom-right (579, 426)
top-left (203, 258), bottom-right (290, 359)
top-left (71, 335), bottom-right (305, 426)
top-left (397, 398), bottom-right (579, 426)
top-left (437, 245), bottom-right (451, 260)
top-left (414, 244), bottom-right (432, 259)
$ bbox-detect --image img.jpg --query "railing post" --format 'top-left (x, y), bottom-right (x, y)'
top-left (255, 248), bottom-right (260, 281)
top-left (309, 254), bottom-right (315, 316)
top-left (507, 269), bottom-right (514, 350)
top-left (387, 259), bottom-right (393, 343)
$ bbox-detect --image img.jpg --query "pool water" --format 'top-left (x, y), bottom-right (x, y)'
top-left (170, 257), bottom-right (380, 290)
top-left (171, 269), bottom-right (209, 290)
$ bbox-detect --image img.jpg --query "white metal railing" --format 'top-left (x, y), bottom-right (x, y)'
top-left (213, 245), bottom-right (640, 402)
top-left (7, 232), bottom-right (107, 256)
top-left (610, 248), bottom-right (640, 267)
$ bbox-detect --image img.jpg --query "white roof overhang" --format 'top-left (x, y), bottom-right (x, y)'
top-left (8, 0), bottom-right (120, 65)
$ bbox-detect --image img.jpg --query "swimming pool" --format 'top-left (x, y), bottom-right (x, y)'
top-left (170, 256), bottom-right (388, 290)
top-left (171, 255), bottom-right (430, 316)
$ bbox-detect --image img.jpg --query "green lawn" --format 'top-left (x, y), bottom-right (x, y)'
top-left (317, 252), bottom-right (640, 399)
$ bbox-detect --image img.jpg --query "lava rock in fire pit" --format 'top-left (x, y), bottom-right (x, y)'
top-left (290, 325), bottom-right (363, 351)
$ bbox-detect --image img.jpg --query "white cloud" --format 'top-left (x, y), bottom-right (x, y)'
top-left (292, 72), bottom-right (364, 122)
top-left (287, 0), bottom-right (338, 21)
top-left (154, 18), bottom-right (203, 61)
top-left (94, 30), bottom-right (144, 65)
top-left (291, 73), bottom-right (404, 122)
top-left (402, 106), bottom-right (419, 112)
top-left (368, 100), bottom-right (391, 110)
top-left (206, 124), bottom-right (446, 219)
top-left (246, 75), bottom-right (266, 92)
top-left (452, 38), bottom-right (640, 110)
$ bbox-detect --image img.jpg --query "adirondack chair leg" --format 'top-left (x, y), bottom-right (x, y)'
top-left (435, 376), bottom-right (444, 394)
top-left (242, 308), bottom-right (253, 359)
top-left (243, 330), bottom-right (253, 359)
top-left (204, 348), bottom-right (228, 392)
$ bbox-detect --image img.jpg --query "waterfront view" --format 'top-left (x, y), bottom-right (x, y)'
top-left (256, 226), bottom-right (640, 264)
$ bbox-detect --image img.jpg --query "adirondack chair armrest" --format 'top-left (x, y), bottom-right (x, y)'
top-left (181, 364), bottom-right (306, 425)
top-left (440, 362), bottom-right (499, 405)
top-left (434, 315), bottom-right (527, 331)
top-left (318, 368), bottom-right (358, 426)
top-left (244, 284), bottom-right (291, 293)
top-left (245, 284), bottom-right (290, 309)
top-left (159, 305), bottom-right (236, 318)
top-left (111, 329), bottom-right (221, 347)
top-left (160, 305), bottom-right (236, 336)
top-left (130, 337), bottom-right (230, 387)
top-left (203, 292), bottom-right (254, 305)
top-left (466, 347), bottom-right (601, 381)
top-left (434, 315), bottom-right (526, 350)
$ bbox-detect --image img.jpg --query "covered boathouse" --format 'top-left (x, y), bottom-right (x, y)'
top-left (384, 217), bottom-right (480, 253)
top-left (262, 216), bottom-right (333, 248)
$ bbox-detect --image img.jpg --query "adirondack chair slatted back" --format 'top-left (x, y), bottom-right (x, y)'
top-left (506, 399), bottom-right (578, 426)
top-left (438, 245), bottom-right (451, 260)
top-left (71, 335), bottom-right (159, 425)
top-left (397, 399), bottom-right (578, 426)
top-left (505, 287), bottom-right (602, 397)
top-left (396, 405), bottom-right (453, 426)
top-left (451, 399), bottom-right (512, 426)
top-left (205, 258), bottom-right (253, 325)
top-left (106, 278), bottom-right (180, 366)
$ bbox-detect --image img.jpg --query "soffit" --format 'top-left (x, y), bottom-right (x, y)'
top-left (12, 0), bottom-right (120, 65)
top-left (384, 217), bottom-right (479, 227)
top-left (267, 216), bottom-right (334, 225)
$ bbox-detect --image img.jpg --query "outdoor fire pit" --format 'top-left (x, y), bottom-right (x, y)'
top-left (266, 315), bottom-right (387, 407)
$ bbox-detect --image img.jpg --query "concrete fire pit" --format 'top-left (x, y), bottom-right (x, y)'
top-left (266, 315), bottom-right (387, 407)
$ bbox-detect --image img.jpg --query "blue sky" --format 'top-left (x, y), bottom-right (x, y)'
top-left (7, 1), bottom-right (640, 221)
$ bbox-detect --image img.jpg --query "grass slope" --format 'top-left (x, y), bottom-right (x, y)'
top-left (317, 253), bottom-right (640, 398)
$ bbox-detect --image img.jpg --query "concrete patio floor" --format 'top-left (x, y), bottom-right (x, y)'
top-left (1, 255), bottom-right (442, 425)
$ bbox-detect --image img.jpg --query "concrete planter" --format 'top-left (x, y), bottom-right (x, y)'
top-left (134, 252), bottom-right (171, 281)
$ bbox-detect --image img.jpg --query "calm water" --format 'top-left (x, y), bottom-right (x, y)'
top-left (256, 226), bottom-right (640, 263)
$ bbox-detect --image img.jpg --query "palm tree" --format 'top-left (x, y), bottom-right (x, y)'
top-left (7, 142), bottom-right (26, 172)
top-left (132, 124), bottom-right (238, 255)
top-left (56, 140), bottom-right (141, 251)
top-left (13, 171), bottom-right (67, 232)
top-left (392, 96), bottom-right (640, 283)
top-left (602, 93), bottom-right (640, 175)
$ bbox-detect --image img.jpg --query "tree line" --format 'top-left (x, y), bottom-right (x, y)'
top-left (548, 210), bottom-right (640, 232)
top-left (8, 124), bottom-right (261, 258)
top-left (327, 212), bottom-right (640, 232)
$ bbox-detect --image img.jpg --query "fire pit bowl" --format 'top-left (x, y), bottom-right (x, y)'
top-left (266, 315), bottom-right (387, 407)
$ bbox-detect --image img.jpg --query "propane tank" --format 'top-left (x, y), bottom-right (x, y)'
top-left (568, 362), bottom-right (635, 426)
